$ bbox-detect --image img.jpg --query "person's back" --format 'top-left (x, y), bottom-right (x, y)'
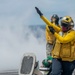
top-left (45, 14), bottom-right (60, 57)
top-left (42, 14), bottom-right (60, 75)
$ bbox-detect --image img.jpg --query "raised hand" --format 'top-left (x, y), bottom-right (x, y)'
top-left (35, 7), bottom-right (43, 16)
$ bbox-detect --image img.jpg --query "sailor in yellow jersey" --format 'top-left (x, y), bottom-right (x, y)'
top-left (46, 14), bottom-right (60, 57)
top-left (35, 7), bottom-right (75, 75)
top-left (48, 16), bottom-right (75, 75)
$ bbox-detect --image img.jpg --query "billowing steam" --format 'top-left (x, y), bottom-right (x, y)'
top-left (0, 25), bottom-right (46, 71)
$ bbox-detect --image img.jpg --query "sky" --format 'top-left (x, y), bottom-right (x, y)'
top-left (0, 0), bottom-right (75, 71)
top-left (0, 0), bottom-right (75, 26)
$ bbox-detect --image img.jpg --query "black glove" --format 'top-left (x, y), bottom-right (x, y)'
top-left (35, 7), bottom-right (43, 16)
top-left (48, 26), bottom-right (55, 34)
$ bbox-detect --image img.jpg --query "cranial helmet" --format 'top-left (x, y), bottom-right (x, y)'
top-left (52, 14), bottom-right (59, 20)
top-left (61, 16), bottom-right (74, 32)
top-left (51, 14), bottom-right (59, 25)
top-left (61, 16), bottom-right (74, 27)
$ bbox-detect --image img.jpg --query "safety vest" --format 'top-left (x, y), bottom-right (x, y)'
top-left (51, 29), bottom-right (75, 62)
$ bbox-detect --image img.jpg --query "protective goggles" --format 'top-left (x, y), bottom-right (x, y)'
top-left (61, 22), bottom-right (69, 27)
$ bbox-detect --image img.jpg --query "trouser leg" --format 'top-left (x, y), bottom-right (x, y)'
top-left (47, 64), bottom-right (52, 75)
top-left (50, 58), bottom-right (62, 75)
top-left (62, 61), bottom-right (75, 75)
top-left (46, 43), bottom-right (53, 57)
top-left (73, 60), bottom-right (75, 68)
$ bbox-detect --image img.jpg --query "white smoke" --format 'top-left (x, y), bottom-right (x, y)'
top-left (0, 25), bottom-right (46, 71)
